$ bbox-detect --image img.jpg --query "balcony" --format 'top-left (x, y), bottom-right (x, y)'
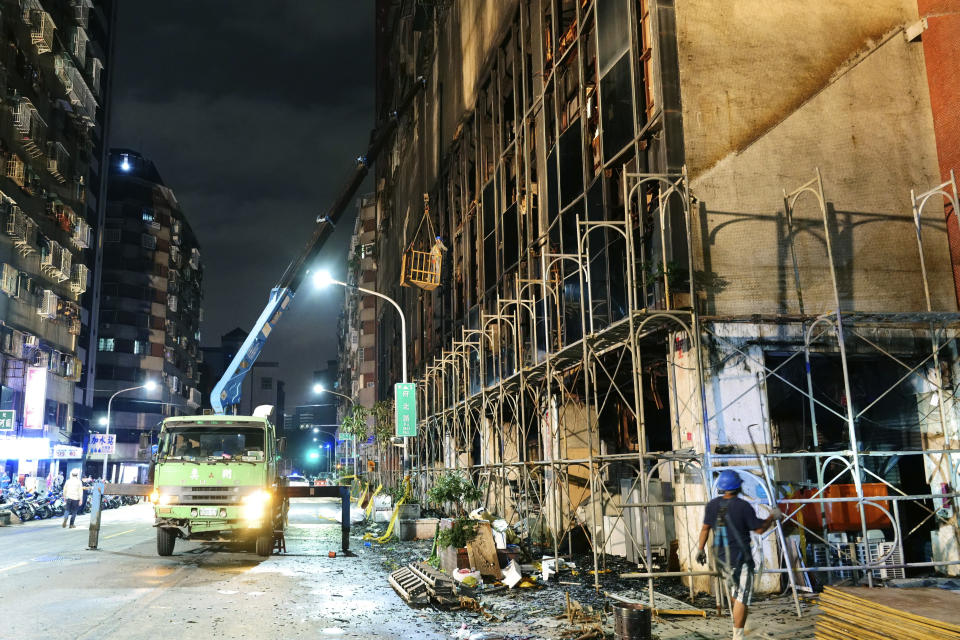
top-left (69, 26), bottom-right (88, 68)
top-left (10, 98), bottom-right (45, 159)
top-left (5, 154), bottom-right (26, 187)
top-left (54, 54), bottom-right (98, 124)
top-left (40, 241), bottom-right (63, 281)
top-left (59, 248), bottom-right (72, 283)
top-left (5, 207), bottom-right (37, 256)
top-left (85, 56), bottom-right (103, 96)
top-left (71, 218), bottom-right (91, 249)
top-left (47, 142), bottom-right (69, 183)
top-left (70, 263), bottom-right (88, 294)
top-left (37, 290), bottom-right (57, 319)
top-left (1, 264), bottom-right (17, 297)
top-left (25, 8), bottom-right (55, 55)
top-left (69, 0), bottom-right (92, 28)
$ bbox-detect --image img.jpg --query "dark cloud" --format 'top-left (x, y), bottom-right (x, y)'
top-left (110, 2), bottom-right (374, 411)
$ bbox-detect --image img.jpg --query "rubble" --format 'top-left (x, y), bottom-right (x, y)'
top-left (360, 509), bottom-right (818, 639)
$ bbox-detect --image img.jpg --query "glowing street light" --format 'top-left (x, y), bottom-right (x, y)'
top-left (314, 268), bottom-right (411, 475)
top-left (102, 380), bottom-right (157, 480)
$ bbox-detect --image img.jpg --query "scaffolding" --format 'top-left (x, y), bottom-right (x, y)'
top-left (364, 0), bottom-right (960, 618)
top-left (401, 167), bottom-right (960, 615)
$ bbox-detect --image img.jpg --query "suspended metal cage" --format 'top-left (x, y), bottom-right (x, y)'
top-left (400, 194), bottom-right (446, 291)
top-left (400, 245), bottom-right (443, 291)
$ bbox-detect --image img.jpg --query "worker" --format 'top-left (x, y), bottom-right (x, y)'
top-left (696, 469), bottom-right (781, 640)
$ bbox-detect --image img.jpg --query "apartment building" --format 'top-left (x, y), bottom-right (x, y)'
top-left (366, 0), bottom-right (960, 596)
top-left (0, 0), bottom-right (113, 480)
top-left (94, 149), bottom-right (202, 481)
top-left (339, 194), bottom-right (379, 410)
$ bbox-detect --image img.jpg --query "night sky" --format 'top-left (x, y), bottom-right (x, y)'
top-left (109, 3), bottom-right (376, 411)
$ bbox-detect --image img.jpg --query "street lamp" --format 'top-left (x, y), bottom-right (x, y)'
top-left (314, 382), bottom-right (360, 475)
top-left (314, 269), bottom-right (411, 476)
top-left (313, 382), bottom-right (354, 405)
top-left (102, 380), bottom-right (157, 481)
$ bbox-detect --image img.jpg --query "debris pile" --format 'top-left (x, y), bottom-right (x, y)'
top-left (388, 561), bottom-right (457, 606)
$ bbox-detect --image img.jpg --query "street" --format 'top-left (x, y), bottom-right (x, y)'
top-left (0, 499), bottom-right (447, 640)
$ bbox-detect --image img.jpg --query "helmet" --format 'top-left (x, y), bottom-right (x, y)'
top-left (716, 469), bottom-right (742, 492)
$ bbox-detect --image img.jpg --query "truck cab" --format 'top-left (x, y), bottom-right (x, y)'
top-left (150, 409), bottom-right (287, 557)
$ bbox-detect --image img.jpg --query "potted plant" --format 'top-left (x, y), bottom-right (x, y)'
top-left (428, 471), bottom-right (483, 571)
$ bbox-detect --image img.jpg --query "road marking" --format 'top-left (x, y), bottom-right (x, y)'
top-left (0, 561), bottom-right (27, 573)
top-left (103, 528), bottom-right (137, 539)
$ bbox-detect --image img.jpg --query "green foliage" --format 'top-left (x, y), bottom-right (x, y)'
top-left (387, 482), bottom-right (407, 505)
top-left (427, 471), bottom-right (483, 516)
top-left (436, 517), bottom-right (478, 550)
top-left (372, 400), bottom-right (394, 443)
top-left (340, 405), bottom-right (370, 442)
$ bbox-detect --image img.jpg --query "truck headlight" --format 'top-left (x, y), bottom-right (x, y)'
top-left (241, 490), bottom-right (271, 521)
top-left (150, 489), bottom-right (160, 504)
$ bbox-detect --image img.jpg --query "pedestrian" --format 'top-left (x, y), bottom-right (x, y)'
top-left (696, 469), bottom-right (781, 640)
top-left (62, 468), bottom-right (83, 529)
top-left (0, 469), bottom-right (9, 491)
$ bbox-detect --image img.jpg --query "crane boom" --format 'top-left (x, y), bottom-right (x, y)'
top-left (211, 77), bottom-right (425, 414)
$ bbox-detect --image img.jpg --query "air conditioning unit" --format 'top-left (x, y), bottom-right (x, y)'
top-left (38, 290), bottom-right (57, 319)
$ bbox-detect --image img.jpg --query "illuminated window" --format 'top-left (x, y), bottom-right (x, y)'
top-left (98, 338), bottom-right (114, 351)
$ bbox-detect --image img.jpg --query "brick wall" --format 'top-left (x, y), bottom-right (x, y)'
top-left (919, 0), bottom-right (960, 305)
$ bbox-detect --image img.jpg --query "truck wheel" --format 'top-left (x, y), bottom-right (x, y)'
top-left (157, 527), bottom-right (176, 556)
top-left (255, 530), bottom-right (273, 557)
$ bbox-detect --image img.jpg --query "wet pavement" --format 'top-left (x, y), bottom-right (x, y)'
top-left (0, 499), bottom-right (447, 640)
top-left (0, 499), bottom-right (818, 639)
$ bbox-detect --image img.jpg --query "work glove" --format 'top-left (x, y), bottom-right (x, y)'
top-left (696, 549), bottom-right (707, 566)
top-left (769, 507), bottom-right (783, 521)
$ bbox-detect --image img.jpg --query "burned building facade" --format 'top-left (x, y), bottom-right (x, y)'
top-left (362, 0), bottom-right (960, 599)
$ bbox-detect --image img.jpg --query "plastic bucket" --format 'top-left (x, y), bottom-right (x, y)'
top-left (613, 602), bottom-right (651, 640)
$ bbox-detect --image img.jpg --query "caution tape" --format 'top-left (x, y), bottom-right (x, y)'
top-left (357, 482), bottom-right (369, 507)
top-left (375, 495), bottom-right (404, 543)
top-left (363, 479), bottom-right (413, 544)
top-left (364, 483), bottom-right (383, 519)
top-left (374, 479), bottom-right (413, 543)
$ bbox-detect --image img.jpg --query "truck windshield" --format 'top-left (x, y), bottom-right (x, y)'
top-left (160, 427), bottom-right (265, 461)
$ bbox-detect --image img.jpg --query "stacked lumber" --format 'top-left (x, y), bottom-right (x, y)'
top-left (816, 586), bottom-right (960, 639)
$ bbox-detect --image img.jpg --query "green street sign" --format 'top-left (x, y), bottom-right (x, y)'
top-left (394, 382), bottom-right (417, 437)
top-left (0, 410), bottom-right (14, 431)
top-left (339, 432), bottom-right (354, 441)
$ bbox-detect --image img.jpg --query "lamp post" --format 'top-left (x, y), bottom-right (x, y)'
top-left (314, 269), bottom-right (411, 478)
top-left (313, 383), bottom-right (359, 478)
top-left (102, 380), bottom-right (157, 481)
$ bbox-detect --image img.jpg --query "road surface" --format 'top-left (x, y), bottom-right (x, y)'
top-left (0, 498), bottom-right (447, 640)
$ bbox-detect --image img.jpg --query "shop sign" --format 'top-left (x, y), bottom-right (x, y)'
top-left (88, 433), bottom-right (116, 455)
top-left (23, 367), bottom-right (47, 430)
top-left (52, 444), bottom-right (82, 459)
top-left (0, 436), bottom-right (51, 460)
top-left (0, 410), bottom-right (14, 431)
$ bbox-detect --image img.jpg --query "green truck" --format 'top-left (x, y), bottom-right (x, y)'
top-left (149, 409), bottom-right (288, 557)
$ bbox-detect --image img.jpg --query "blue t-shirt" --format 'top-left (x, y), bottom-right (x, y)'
top-left (703, 495), bottom-right (765, 567)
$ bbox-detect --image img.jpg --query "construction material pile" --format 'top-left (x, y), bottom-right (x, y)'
top-left (816, 585), bottom-right (960, 639)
